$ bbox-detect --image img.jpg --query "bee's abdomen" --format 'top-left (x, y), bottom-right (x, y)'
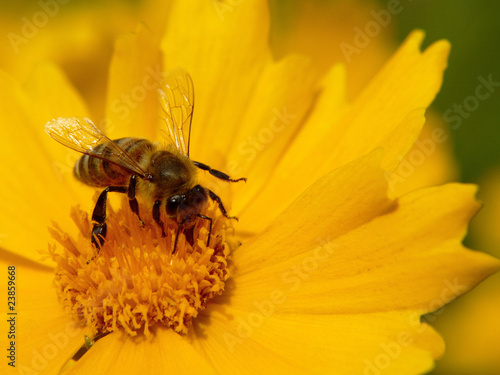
top-left (74, 138), bottom-right (153, 187)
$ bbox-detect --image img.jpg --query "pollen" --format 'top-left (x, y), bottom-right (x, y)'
top-left (48, 197), bottom-right (233, 337)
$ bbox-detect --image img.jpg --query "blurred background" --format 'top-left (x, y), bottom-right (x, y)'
top-left (1, 0), bottom-right (498, 374)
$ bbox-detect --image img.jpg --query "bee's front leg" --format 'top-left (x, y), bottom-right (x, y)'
top-left (153, 200), bottom-right (166, 237)
top-left (192, 161), bottom-right (246, 183)
top-left (91, 186), bottom-right (128, 250)
top-left (197, 214), bottom-right (213, 248)
top-left (127, 175), bottom-right (145, 227)
top-left (207, 189), bottom-right (238, 221)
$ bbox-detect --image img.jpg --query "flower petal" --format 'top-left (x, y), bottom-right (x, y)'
top-left (22, 63), bottom-right (93, 196)
top-left (221, 55), bottom-right (318, 211)
top-left (235, 151), bottom-right (392, 273)
top-left (231, 63), bottom-right (347, 229)
top-left (105, 24), bottom-right (162, 141)
top-left (230, 175), bottom-right (500, 314)
top-left (161, 0), bottom-right (272, 161)
top-left (239, 30), bottom-right (450, 234)
top-left (0, 67), bottom-right (90, 261)
top-left (336, 30), bottom-right (449, 166)
top-left (23, 63), bottom-right (90, 123)
top-left (387, 110), bottom-right (459, 197)
top-left (0, 256), bottom-right (83, 374)
top-left (432, 170), bottom-right (500, 374)
top-left (67, 329), bottom-right (216, 375)
top-left (191, 305), bottom-right (443, 375)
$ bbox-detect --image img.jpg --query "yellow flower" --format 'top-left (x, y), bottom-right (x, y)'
top-left (0, 1), bottom-right (498, 374)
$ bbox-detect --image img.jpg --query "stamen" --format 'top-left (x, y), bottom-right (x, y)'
top-left (48, 198), bottom-right (233, 337)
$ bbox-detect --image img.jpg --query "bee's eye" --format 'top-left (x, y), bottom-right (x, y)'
top-left (166, 195), bottom-right (182, 216)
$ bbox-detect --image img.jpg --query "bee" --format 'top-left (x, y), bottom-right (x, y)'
top-left (45, 68), bottom-right (245, 255)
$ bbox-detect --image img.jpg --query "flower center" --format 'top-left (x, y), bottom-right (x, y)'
top-left (48, 197), bottom-right (233, 337)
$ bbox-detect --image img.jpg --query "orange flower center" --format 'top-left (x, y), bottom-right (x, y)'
top-left (48, 197), bottom-right (233, 337)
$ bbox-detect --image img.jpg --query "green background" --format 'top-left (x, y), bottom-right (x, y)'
top-left (395, 0), bottom-right (500, 184)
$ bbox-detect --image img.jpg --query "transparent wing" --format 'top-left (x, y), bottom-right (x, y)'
top-left (158, 68), bottom-right (194, 156)
top-left (45, 117), bottom-right (148, 177)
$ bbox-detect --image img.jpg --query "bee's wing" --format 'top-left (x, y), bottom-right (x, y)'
top-left (158, 68), bottom-right (194, 156)
top-left (45, 117), bottom-right (148, 177)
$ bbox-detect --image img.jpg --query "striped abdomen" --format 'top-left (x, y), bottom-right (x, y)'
top-left (74, 138), bottom-right (153, 187)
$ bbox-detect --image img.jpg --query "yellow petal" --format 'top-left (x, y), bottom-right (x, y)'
top-left (105, 24), bottom-right (162, 141)
top-left (219, 55), bottom-right (318, 210)
top-left (322, 29), bottom-right (449, 172)
top-left (231, 157), bottom-right (499, 313)
top-left (0, 68), bottom-right (90, 262)
top-left (386, 110), bottom-right (459, 197)
top-left (0, 3), bottom-right (141, 120)
top-left (191, 305), bottom-right (443, 375)
top-left (234, 63), bottom-right (347, 222)
top-left (22, 63), bottom-right (93, 195)
top-left (236, 151), bottom-right (392, 272)
top-left (161, 0), bottom-right (272, 162)
top-left (23, 63), bottom-right (90, 122)
top-left (238, 31), bottom-right (451, 234)
top-left (432, 170), bottom-right (500, 374)
top-left (67, 329), bottom-right (216, 375)
top-left (0, 256), bottom-right (83, 374)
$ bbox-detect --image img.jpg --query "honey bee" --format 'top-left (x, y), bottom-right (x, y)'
top-left (45, 68), bottom-right (245, 255)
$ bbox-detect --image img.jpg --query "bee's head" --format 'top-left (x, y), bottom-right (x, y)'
top-left (166, 185), bottom-right (208, 222)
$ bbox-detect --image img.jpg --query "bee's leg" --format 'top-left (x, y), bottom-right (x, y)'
top-left (192, 161), bottom-right (246, 183)
top-left (128, 175), bottom-right (145, 227)
top-left (172, 223), bottom-right (184, 255)
top-left (153, 200), bottom-right (166, 237)
top-left (207, 189), bottom-right (238, 221)
top-left (197, 214), bottom-right (213, 247)
top-left (91, 186), bottom-right (128, 249)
